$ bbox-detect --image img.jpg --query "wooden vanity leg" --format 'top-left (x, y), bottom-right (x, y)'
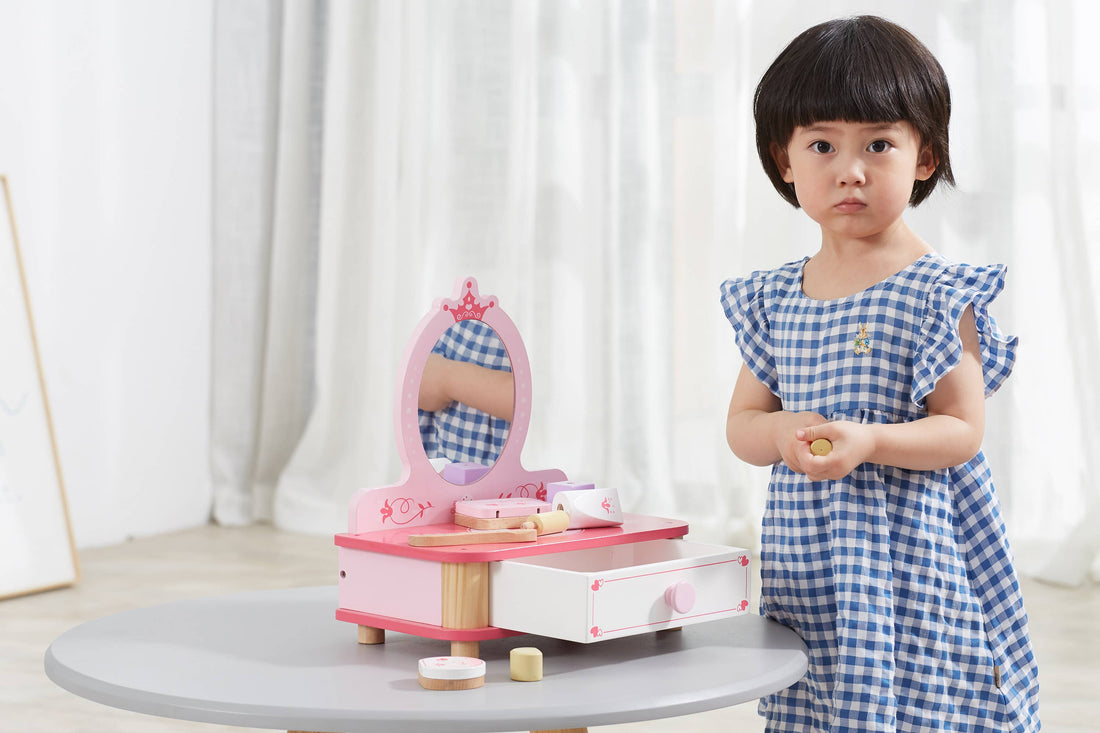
top-left (441, 561), bottom-right (489, 658)
top-left (357, 625), bottom-right (385, 644)
top-left (450, 639), bottom-right (480, 658)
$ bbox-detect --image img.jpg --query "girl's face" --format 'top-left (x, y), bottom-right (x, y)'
top-left (774, 120), bottom-right (936, 245)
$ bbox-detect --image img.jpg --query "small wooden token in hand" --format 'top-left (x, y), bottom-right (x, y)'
top-left (810, 438), bottom-right (833, 456)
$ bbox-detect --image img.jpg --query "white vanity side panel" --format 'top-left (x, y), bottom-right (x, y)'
top-left (337, 548), bottom-right (442, 626)
top-left (491, 541), bottom-right (751, 643)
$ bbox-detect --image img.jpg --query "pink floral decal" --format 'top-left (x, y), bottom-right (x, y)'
top-left (499, 482), bottom-right (543, 499)
top-left (590, 626), bottom-right (603, 639)
top-left (590, 579), bottom-right (604, 592)
top-left (737, 555), bottom-right (749, 567)
top-left (380, 497), bottom-right (434, 525)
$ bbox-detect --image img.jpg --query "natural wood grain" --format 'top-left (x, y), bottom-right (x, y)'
top-left (527, 509), bottom-right (571, 535)
top-left (416, 672), bottom-right (485, 691)
top-left (408, 528), bottom-right (537, 546)
top-left (441, 561), bottom-right (489, 630)
top-left (356, 625), bottom-right (384, 644)
top-left (440, 561), bottom-right (490, 660)
top-left (449, 640), bottom-right (480, 658)
top-left (453, 512), bottom-right (532, 530)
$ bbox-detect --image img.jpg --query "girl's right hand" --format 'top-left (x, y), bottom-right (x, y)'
top-left (775, 411), bottom-right (827, 475)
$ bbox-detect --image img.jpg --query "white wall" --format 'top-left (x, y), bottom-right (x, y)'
top-left (0, 1), bottom-right (213, 547)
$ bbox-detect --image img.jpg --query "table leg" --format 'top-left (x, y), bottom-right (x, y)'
top-left (441, 561), bottom-right (488, 658)
top-left (450, 639), bottom-right (480, 657)
top-left (357, 625), bottom-right (385, 644)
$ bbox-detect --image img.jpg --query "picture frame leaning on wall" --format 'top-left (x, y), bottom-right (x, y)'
top-left (0, 175), bottom-right (79, 600)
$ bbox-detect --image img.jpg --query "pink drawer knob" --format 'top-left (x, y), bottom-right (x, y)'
top-left (664, 580), bottom-right (696, 614)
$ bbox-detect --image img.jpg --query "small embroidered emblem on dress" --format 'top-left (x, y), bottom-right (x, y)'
top-left (853, 323), bottom-right (872, 356)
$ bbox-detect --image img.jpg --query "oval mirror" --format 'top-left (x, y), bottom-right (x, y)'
top-left (416, 319), bottom-right (513, 478)
top-left (346, 276), bottom-right (568, 534)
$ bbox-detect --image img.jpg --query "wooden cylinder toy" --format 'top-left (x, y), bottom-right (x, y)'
top-left (510, 647), bottom-right (543, 681)
top-left (525, 509), bottom-right (571, 536)
top-left (417, 656), bottom-right (486, 691)
top-left (810, 438), bottom-right (833, 456)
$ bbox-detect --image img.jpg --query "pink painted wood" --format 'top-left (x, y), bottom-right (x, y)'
top-left (336, 549), bottom-right (443, 626)
top-left (346, 276), bottom-right (566, 534)
top-left (335, 513), bottom-right (688, 563)
top-left (454, 497), bottom-right (552, 519)
top-left (334, 608), bottom-right (524, 642)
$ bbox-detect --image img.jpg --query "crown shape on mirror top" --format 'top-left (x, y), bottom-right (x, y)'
top-left (442, 279), bottom-right (495, 322)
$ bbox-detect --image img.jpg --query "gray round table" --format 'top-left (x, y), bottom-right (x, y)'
top-left (44, 585), bottom-right (807, 733)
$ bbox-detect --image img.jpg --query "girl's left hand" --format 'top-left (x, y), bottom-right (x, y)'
top-left (796, 422), bottom-right (874, 482)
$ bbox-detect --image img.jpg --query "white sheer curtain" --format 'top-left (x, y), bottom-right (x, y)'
top-left (211, 1), bottom-right (1100, 584)
top-left (0, 1), bottom-right (213, 549)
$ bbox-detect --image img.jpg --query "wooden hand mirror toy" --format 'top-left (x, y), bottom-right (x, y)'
top-left (334, 276), bottom-right (751, 660)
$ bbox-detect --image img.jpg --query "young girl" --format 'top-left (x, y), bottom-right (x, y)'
top-left (722, 16), bottom-right (1040, 732)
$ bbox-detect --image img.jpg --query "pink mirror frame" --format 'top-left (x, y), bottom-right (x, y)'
top-left (347, 277), bottom-right (566, 534)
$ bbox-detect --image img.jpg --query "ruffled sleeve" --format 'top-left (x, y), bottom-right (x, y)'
top-left (720, 273), bottom-right (780, 397)
top-left (912, 263), bottom-right (1018, 408)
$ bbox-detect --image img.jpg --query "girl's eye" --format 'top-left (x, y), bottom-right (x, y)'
top-left (868, 140), bottom-right (892, 153)
top-left (812, 141), bottom-right (834, 154)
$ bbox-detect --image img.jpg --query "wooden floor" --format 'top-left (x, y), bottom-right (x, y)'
top-left (3, 523), bottom-right (1097, 731)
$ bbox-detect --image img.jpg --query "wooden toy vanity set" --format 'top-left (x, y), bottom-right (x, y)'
top-left (334, 277), bottom-right (751, 687)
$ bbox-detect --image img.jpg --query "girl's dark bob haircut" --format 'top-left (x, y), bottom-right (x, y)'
top-left (755, 15), bottom-right (954, 207)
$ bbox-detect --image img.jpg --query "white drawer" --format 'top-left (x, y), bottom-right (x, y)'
top-left (489, 539), bottom-right (750, 643)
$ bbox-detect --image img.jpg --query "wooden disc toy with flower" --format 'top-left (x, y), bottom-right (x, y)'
top-left (417, 656), bottom-right (485, 690)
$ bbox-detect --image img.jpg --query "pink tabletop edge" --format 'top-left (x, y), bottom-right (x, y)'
top-left (334, 513), bottom-right (689, 563)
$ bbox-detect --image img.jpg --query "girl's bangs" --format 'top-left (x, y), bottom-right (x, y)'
top-left (785, 60), bottom-right (912, 128)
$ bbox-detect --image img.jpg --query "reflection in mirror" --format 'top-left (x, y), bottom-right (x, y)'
top-left (417, 319), bottom-right (513, 473)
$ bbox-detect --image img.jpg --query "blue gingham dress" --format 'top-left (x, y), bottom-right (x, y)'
top-left (721, 254), bottom-right (1040, 732)
top-left (419, 319), bottom-right (511, 465)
